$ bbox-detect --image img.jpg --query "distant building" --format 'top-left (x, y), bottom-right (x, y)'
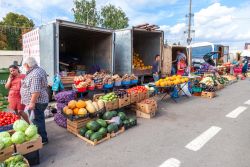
top-left (0, 50), bottom-right (23, 68)
top-left (245, 43), bottom-right (250, 50)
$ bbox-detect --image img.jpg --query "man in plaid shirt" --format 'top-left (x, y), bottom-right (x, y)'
top-left (21, 57), bottom-right (49, 144)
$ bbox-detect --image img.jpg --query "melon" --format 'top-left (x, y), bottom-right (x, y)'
top-left (78, 108), bottom-right (87, 115)
top-left (76, 100), bottom-right (86, 108)
top-left (68, 100), bottom-right (77, 109)
top-left (92, 102), bottom-right (99, 111)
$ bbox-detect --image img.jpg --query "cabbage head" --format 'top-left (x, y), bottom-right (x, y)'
top-left (11, 131), bottom-right (26, 144)
top-left (13, 120), bottom-right (29, 132)
top-left (25, 125), bottom-right (38, 138)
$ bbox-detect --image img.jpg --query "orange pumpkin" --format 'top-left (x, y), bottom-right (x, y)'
top-left (76, 100), bottom-right (86, 108)
top-left (73, 108), bottom-right (79, 115)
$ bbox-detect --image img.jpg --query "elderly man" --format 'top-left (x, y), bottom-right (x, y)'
top-left (21, 57), bottom-right (49, 144)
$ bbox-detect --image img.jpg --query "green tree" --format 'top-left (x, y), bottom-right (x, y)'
top-left (0, 12), bottom-right (34, 50)
top-left (72, 0), bottom-right (100, 26)
top-left (100, 4), bottom-right (129, 29)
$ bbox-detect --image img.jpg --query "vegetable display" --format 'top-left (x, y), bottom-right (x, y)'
top-left (0, 95), bottom-right (8, 110)
top-left (1, 154), bottom-right (29, 167)
top-left (99, 93), bottom-right (118, 102)
top-left (127, 86), bottom-right (148, 94)
top-left (0, 112), bottom-right (19, 127)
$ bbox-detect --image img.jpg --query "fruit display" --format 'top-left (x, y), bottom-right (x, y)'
top-left (79, 119), bottom-right (110, 141)
top-left (103, 75), bottom-right (113, 85)
top-left (1, 154), bottom-right (29, 167)
top-left (133, 53), bottom-right (152, 70)
top-left (101, 111), bottom-right (137, 130)
top-left (222, 75), bottom-right (237, 81)
top-left (155, 75), bottom-right (189, 87)
top-left (99, 93), bottom-right (118, 102)
top-left (0, 112), bottom-right (19, 127)
top-left (128, 86), bottom-right (148, 93)
top-left (63, 99), bottom-right (105, 118)
top-left (200, 77), bottom-right (214, 86)
top-left (114, 89), bottom-right (129, 98)
top-left (74, 75), bottom-right (94, 89)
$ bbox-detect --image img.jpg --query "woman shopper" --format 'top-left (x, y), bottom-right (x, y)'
top-left (177, 58), bottom-right (187, 76)
top-left (5, 65), bottom-right (30, 123)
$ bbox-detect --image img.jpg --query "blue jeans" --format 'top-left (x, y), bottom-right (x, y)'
top-left (32, 103), bottom-right (48, 142)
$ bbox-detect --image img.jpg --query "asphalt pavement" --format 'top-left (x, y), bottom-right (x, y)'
top-left (37, 80), bottom-right (250, 167)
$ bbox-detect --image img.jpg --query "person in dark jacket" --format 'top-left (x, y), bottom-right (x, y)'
top-left (152, 55), bottom-right (160, 81)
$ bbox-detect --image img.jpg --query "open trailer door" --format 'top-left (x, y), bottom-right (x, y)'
top-left (161, 45), bottom-right (172, 76)
top-left (114, 30), bottom-right (132, 75)
top-left (39, 22), bottom-right (58, 85)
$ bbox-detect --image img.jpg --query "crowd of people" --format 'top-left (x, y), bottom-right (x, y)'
top-left (5, 57), bottom-right (49, 144)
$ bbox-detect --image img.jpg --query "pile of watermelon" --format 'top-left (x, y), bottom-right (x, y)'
top-left (0, 95), bottom-right (8, 111)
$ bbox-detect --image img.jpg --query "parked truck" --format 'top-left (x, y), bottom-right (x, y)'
top-left (22, 19), bottom-right (114, 86)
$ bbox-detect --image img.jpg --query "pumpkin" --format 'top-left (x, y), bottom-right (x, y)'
top-left (65, 109), bottom-right (73, 115)
top-left (68, 100), bottom-right (77, 109)
top-left (76, 100), bottom-right (86, 108)
top-left (78, 108), bottom-right (87, 115)
top-left (97, 100), bottom-right (104, 109)
top-left (86, 103), bottom-right (96, 113)
top-left (73, 108), bottom-right (79, 115)
top-left (92, 102), bottom-right (99, 111)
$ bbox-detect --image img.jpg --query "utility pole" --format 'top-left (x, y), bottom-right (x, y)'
top-left (184, 0), bottom-right (194, 75)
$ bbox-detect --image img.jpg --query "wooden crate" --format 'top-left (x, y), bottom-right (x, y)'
top-left (136, 99), bottom-right (157, 114)
top-left (201, 91), bottom-right (216, 98)
top-left (93, 93), bottom-right (105, 102)
top-left (16, 137), bottom-right (43, 155)
top-left (130, 93), bottom-right (140, 103)
top-left (110, 127), bottom-right (125, 138)
top-left (104, 99), bottom-right (119, 111)
top-left (76, 133), bottom-right (111, 146)
top-left (67, 118), bottom-right (91, 135)
top-left (136, 110), bottom-right (156, 119)
top-left (119, 96), bottom-right (131, 108)
top-left (0, 145), bottom-right (15, 162)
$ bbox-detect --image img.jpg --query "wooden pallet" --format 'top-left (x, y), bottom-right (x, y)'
top-left (110, 127), bottom-right (125, 138)
top-left (76, 133), bottom-right (111, 146)
top-left (201, 91), bottom-right (216, 98)
top-left (136, 110), bottom-right (156, 119)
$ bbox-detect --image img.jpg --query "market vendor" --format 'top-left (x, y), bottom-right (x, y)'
top-left (21, 57), bottom-right (49, 144)
top-left (177, 57), bottom-right (187, 76)
top-left (152, 54), bottom-right (160, 81)
top-left (5, 65), bottom-right (30, 124)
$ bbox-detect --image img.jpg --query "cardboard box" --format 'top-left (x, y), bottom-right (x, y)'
top-left (119, 95), bottom-right (131, 108)
top-left (105, 99), bottom-right (119, 111)
top-left (139, 91), bottom-right (149, 101)
top-left (0, 145), bottom-right (15, 162)
top-left (93, 93), bottom-right (105, 102)
top-left (16, 137), bottom-right (43, 155)
top-left (136, 99), bottom-right (157, 114)
top-left (130, 93), bottom-right (140, 103)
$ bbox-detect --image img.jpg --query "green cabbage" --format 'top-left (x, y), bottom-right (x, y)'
top-left (26, 134), bottom-right (39, 142)
top-left (25, 125), bottom-right (37, 138)
top-left (0, 132), bottom-right (10, 138)
top-left (11, 131), bottom-right (26, 144)
top-left (0, 140), bottom-right (4, 150)
top-left (1, 137), bottom-right (12, 148)
top-left (13, 120), bottom-right (29, 132)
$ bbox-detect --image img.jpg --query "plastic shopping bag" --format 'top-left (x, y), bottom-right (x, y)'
top-left (24, 106), bottom-right (35, 123)
top-left (181, 83), bottom-right (192, 97)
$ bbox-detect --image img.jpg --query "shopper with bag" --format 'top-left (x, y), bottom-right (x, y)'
top-left (5, 65), bottom-right (30, 123)
top-left (20, 57), bottom-right (49, 144)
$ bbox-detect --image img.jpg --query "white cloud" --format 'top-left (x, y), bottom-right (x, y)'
top-left (162, 2), bottom-right (250, 49)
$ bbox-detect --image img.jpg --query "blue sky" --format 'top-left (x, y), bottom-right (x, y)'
top-left (1, 0), bottom-right (250, 50)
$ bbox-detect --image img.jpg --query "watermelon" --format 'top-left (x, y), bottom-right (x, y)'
top-left (107, 124), bottom-right (119, 133)
top-left (79, 127), bottom-right (88, 136)
top-left (85, 130), bottom-right (94, 139)
top-left (86, 121), bottom-right (101, 132)
top-left (90, 132), bottom-right (103, 141)
top-left (102, 111), bottom-right (113, 120)
top-left (96, 119), bottom-right (107, 127)
top-left (98, 127), bottom-right (108, 137)
top-left (118, 112), bottom-right (127, 121)
top-left (110, 111), bottom-right (118, 117)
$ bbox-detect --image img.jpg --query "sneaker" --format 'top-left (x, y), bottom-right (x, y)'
top-left (42, 140), bottom-right (49, 145)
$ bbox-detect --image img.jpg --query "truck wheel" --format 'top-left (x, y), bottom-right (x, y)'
top-left (47, 86), bottom-right (53, 102)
